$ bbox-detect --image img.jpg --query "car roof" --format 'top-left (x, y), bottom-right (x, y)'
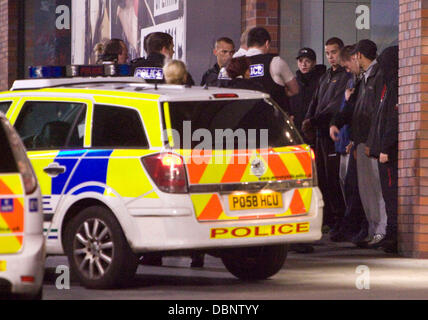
top-left (8, 78), bottom-right (269, 102)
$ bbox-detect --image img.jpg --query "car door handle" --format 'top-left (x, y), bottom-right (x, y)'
top-left (43, 163), bottom-right (66, 177)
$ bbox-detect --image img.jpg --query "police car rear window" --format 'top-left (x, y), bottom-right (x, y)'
top-left (0, 120), bottom-right (18, 173)
top-left (165, 99), bottom-right (302, 149)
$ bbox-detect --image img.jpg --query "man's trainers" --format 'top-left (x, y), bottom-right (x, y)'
top-left (367, 234), bottom-right (386, 248)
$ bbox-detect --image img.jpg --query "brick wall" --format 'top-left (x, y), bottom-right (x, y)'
top-left (398, 0), bottom-right (428, 258)
top-left (0, 0), bottom-right (19, 91)
top-left (242, 0), bottom-right (280, 53)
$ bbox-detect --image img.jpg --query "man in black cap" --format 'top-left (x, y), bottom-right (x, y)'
top-left (330, 39), bottom-right (387, 247)
top-left (289, 48), bottom-right (326, 139)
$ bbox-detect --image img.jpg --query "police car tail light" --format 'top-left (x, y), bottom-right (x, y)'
top-left (142, 153), bottom-right (188, 193)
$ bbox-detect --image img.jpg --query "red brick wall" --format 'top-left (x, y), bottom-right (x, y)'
top-left (241, 0), bottom-right (280, 53)
top-left (398, 0), bottom-right (428, 258)
top-left (0, 0), bottom-right (18, 91)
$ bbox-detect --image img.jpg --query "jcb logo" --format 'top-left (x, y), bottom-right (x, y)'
top-left (250, 64), bottom-right (264, 78)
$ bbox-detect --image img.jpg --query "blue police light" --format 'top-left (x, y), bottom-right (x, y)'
top-left (29, 66), bottom-right (66, 79)
top-left (29, 64), bottom-right (132, 79)
top-left (134, 67), bottom-right (163, 80)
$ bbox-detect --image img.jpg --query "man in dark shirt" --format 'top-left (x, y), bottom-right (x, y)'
top-left (200, 37), bottom-right (235, 86)
top-left (289, 47), bottom-right (326, 139)
top-left (303, 37), bottom-right (349, 233)
top-left (131, 32), bottom-right (194, 86)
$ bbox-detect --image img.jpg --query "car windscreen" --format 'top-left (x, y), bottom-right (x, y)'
top-left (164, 99), bottom-right (303, 149)
top-left (0, 120), bottom-right (18, 173)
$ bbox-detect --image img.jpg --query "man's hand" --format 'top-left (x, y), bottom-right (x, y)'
top-left (345, 142), bottom-right (353, 154)
top-left (302, 119), bottom-right (315, 141)
top-left (379, 153), bottom-right (389, 163)
top-left (330, 125), bottom-right (340, 142)
top-left (345, 88), bottom-right (355, 101)
top-left (364, 146), bottom-right (370, 157)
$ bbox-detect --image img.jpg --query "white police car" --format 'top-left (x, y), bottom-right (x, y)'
top-left (0, 111), bottom-right (44, 299)
top-left (0, 65), bottom-right (323, 289)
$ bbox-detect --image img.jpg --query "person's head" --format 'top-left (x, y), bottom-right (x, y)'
top-left (340, 45), bottom-right (360, 75)
top-left (163, 60), bottom-right (188, 85)
top-left (350, 39), bottom-right (377, 70)
top-left (214, 37), bottom-right (235, 68)
top-left (93, 42), bottom-right (105, 64)
top-left (247, 27), bottom-right (271, 53)
top-left (377, 45), bottom-right (398, 83)
top-left (296, 47), bottom-right (317, 74)
top-left (102, 39), bottom-right (129, 64)
top-left (325, 37), bottom-right (344, 69)
top-left (226, 56), bottom-right (251, 79)
top-left (147, 32), bottom-right (174, 59)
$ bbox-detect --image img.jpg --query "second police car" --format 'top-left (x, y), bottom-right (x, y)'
top-left (1, 65), bottom-right (323, 289)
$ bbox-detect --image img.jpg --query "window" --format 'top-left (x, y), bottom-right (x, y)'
top-left (92, 105), bottom-right (149, 148)
top-left (0, 102), bottom-right (12, 115)
top-left (166, 99), bottom-right (302, 149)
top-left (14, 101), bottom-right (86, 150)
top-left (0, 120), bottom-right (18, 173)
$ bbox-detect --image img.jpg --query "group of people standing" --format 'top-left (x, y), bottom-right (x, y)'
top-left (296, 39), bottom-right (398, 254)
top-left (94, 27), bottom-right (399, 260)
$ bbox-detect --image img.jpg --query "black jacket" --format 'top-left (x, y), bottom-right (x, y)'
top-left (201, 63), bottom-right (220, 86)
top-left (305, 66), bottom-right (350, 137)
top-left (332, 62), bottom-right (385, 145)
top-left (289, 64), bottom-right (326, 134)
top-left (367, 46), bottom-right (399, 159)
top-left (131, 53), bottom-right (195, 86)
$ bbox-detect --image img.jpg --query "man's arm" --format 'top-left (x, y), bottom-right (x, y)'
top-left (270, 57), bottom-right (299, 97)
top-left (284, 78), bottom-right (299, 97)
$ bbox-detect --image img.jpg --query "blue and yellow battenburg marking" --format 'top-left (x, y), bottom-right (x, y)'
top-left (30, 149), bottom-right (159, 224)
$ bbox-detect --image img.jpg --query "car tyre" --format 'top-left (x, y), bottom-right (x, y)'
top-left (64, 205), bottom-right (138, 289)
top-left (221, 244), bottom-right (288, 280)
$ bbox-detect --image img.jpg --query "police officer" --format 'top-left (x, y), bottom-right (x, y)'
top-left (200, 37), bottom-right (235, 86)
top-left (245, 27), bottom-right (299, 114)
top-left (131, 32), bottom-right (194, 85)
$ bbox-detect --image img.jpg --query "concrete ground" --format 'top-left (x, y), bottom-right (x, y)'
top-left (42, 236), bottom-right (428, 300)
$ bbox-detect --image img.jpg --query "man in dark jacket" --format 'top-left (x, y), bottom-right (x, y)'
top-left (131, 32), bottom-right (194, 86)
top-left (330, 39), bottom-right (387, 247)
top-left (302, 37), bottom-right (349, 232)
top-left (366, 46), bottom-right (399, 253)
top-left (289, 47), bottom-right (326, 141)
top-left (200, 37), bottom-right (235, 86)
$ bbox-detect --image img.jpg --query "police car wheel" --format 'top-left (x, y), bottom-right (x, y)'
top-left (64, 206), bottom-right (138, 289)
top-left (221, 244), bottom-right (288, 281)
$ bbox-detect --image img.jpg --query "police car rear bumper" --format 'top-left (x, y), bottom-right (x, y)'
top-left (0, 235), bottom-right (45, 295)
top-left (129, 188), bottom-right (323, 252)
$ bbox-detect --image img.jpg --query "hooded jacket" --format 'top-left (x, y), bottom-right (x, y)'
top-left (289, 64), bottom-right (326, 134)
top-left (367, 46), bottom-right (399, 159)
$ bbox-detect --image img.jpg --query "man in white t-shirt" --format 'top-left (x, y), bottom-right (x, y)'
top-left (245, 27), bottom-right (299, 113)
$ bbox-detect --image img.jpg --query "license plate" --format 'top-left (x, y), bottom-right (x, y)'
top-left (229, 192), bottom-right (283, 211)
top-left (0, 261), bottom-right (6, 272)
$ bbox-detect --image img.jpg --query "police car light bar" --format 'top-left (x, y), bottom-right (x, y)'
top-left (28, 64), bottom-right (131, 79)
top-left (213, 93), bottom-right (239, 99)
